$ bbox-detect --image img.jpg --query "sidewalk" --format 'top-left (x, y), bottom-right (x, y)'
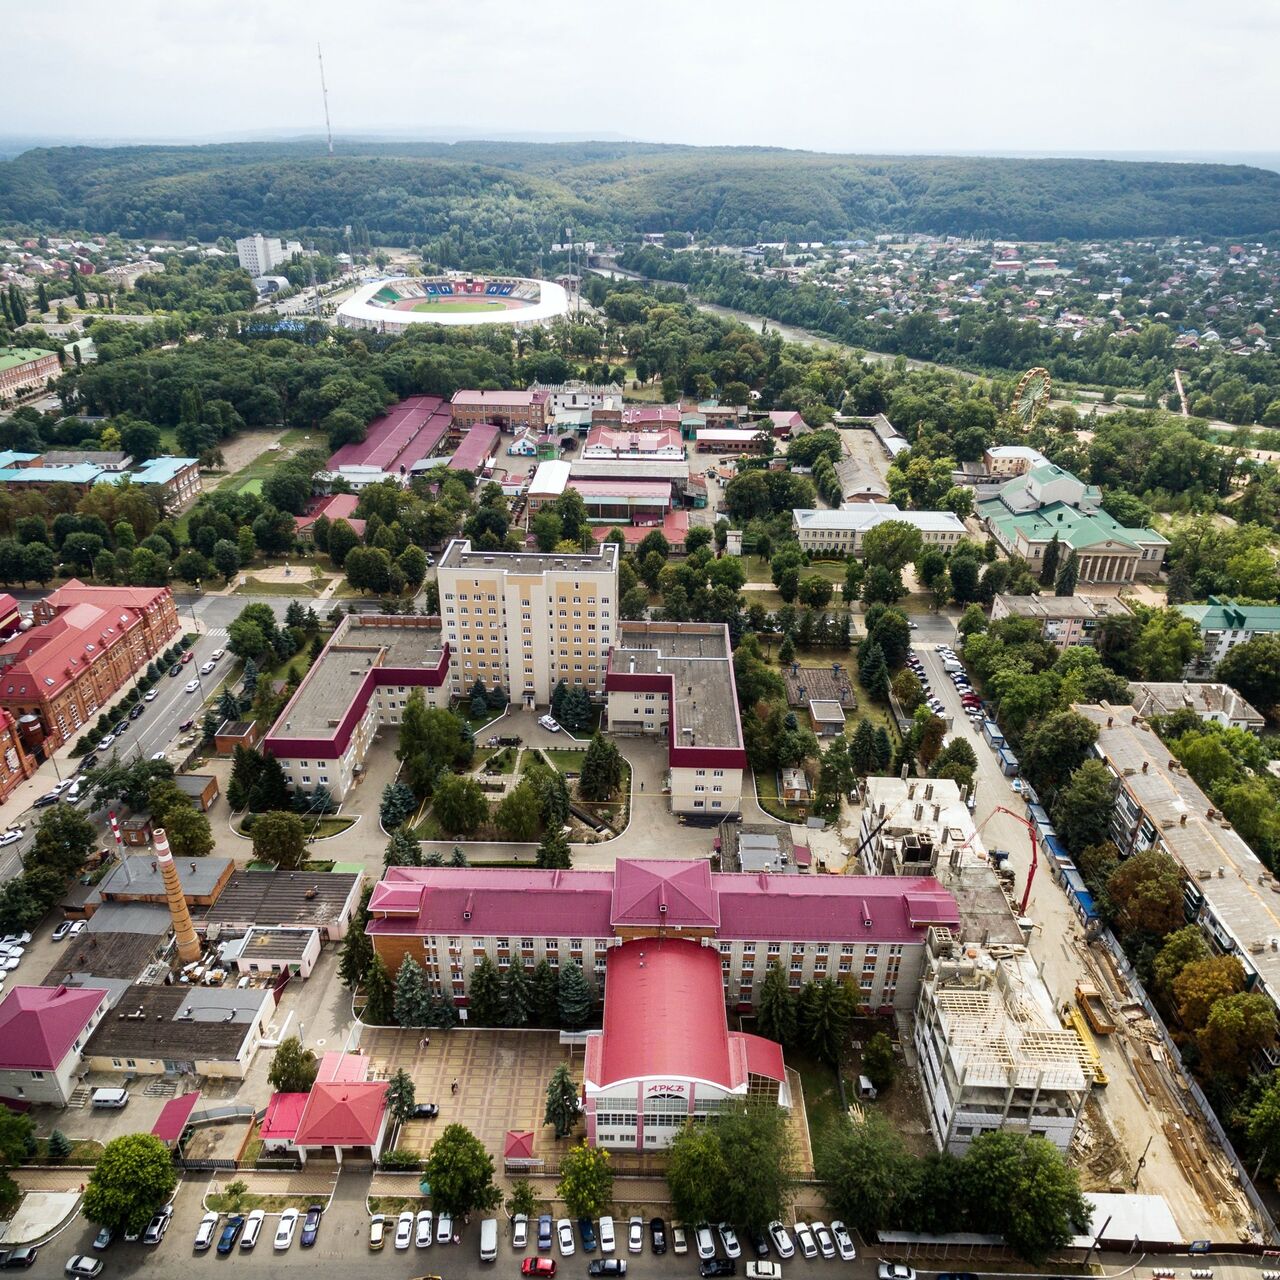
top-left (209, 1169), bottom-right (338, 1195)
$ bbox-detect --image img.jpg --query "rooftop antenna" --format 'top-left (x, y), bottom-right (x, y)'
top-left (317, 43), bottom-right (334, 156)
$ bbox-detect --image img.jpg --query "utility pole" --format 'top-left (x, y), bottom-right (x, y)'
top-left (317, 43), bottom-right (334, 156)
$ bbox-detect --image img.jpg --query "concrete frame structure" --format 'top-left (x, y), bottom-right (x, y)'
top-left (792, 505), bottom-right (966, 556)
top-left (605, 622), bottom-right (746, 817)
top-left (264, 614), bottom-right (449, 800)
top-left (914, 928), bottom-right (1089, 1155)
top-left (435, 539), bottom-right (618, 709)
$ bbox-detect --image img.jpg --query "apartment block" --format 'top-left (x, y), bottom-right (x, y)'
top-left (990, 593), bottom-right (1132, 649)
top-left (435, 539), bottom-right (618, 708)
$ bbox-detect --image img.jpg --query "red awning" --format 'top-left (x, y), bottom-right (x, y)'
top-left (151, 1090), bottom-right (200, 1144)
top-left (504, 1130), bottom-right (536, 1161)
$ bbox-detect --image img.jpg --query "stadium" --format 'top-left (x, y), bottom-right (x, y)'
top-left (336, 275), bottom-right (571, 332)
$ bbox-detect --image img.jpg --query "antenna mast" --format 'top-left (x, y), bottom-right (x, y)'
top-left (317, 43), bottom-right (334, 156)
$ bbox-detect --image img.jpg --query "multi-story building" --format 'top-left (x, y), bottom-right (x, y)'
top-left (366, 858), bottom-right (960, 1017)
top-left (605, 622), bottom-right (745, 817)
top-left (1176, 598), bottom-right (1280, 670)
top-left (792, 505), bottom-right (966, 556)
top-left (982, 445), bottom-right (1051, 477)
top-left (914, 928), bottom-right (1089, 1155)
top-left (0, 582), bottom-right (179, 756)
top-left (1127, 680), bottom-right (1264, 733)
top-left (990, 593), bottom-right (1132, 649)
top-left (0, 708), bottom-right (36, 803)
top-left (530, 382), bottom-right (623, 416)
top-left (1075, 702), bottom-right (1280, 1048)
top-left (0, 347), bottom-right (59, 403)
top-left (435, 539), bottom-right (618, 709)
top-left (450, 389), bottom-right (545, 432)
top-left (264, 614), bottom-right (449, 800)
top-left (234, 234), bottom-right (304, 276)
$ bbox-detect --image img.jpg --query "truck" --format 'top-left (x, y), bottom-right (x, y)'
top-left (1075, 981), bottom-right (1116, 1035)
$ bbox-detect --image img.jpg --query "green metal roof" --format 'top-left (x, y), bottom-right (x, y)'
top-left (0, 347), bottom-right (55, 373)
top-left (1178, 599), bottom-right (1280, 633)
top-left (981, 500), bottom-right (1167, 551)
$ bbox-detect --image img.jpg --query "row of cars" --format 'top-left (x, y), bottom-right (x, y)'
top-left (193, 1204), bottom-right (324, 1254)
top-left (369, 1207), bottom-right (457, 1251)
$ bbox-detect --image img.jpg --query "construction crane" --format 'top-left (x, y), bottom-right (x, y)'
top-left (974, 804), bottom-right (1042, 917)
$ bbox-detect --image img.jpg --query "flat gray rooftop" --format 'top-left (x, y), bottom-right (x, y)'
top-left (614, 623), bottom-right (741, 750)
top-left (272, 614), bottom-right (443, 740)
top-left (200, 870), bottom-right (360, 929)
top-left (241, 926), bottom-right (318, 962)
top-left (439, 538), bottom-right (618, 575)
top-left (98, 856), bottom-right (232, 901)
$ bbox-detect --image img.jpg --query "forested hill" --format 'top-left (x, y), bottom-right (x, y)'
top-left (2, 138), bottom-right (1279, 244)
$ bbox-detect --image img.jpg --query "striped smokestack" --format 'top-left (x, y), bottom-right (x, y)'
top-left (153, 828), bottom-right (201, 965)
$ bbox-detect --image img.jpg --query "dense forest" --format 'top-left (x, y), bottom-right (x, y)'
top-left (2, 140), bottom-right (1279, 246)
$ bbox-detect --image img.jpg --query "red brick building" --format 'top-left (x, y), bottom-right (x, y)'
top-left (0, 708), bottom-right (36, 803)
top-left (0, 582), bottom-right (180, 756)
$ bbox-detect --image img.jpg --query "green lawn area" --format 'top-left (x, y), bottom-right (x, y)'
top-left (22, 1137), bottom-right (103, 1165)
top-left (235, 575), bottom-right (330, 597)
top-left (743, 555), bottom-right (847, 585)
top-left (304, 817), bottom-right (355, 839)
top-left (540, 747), bottom-right (589, 774)
top-left (789, 1049), bottom-right (847, 1147)
top-left (754, 768), bottom-right (801, 822)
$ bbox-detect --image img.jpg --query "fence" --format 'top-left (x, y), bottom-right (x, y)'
top-left (1098, 924), bottom-right (1278, 1243)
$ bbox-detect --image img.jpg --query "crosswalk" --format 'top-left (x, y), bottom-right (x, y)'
top-left (204, 627), bottom-right (229, 638)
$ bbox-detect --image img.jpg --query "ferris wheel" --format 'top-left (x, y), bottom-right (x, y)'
top-left (1013, 366), bottom-right (1052, 425)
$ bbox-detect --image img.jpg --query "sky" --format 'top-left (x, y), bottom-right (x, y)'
top-left (3, 0), bottom-right (1279, 158)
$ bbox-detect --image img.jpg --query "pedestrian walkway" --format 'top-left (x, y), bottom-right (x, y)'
top-left (209, 1169), bottom-right (337, 1196)
top-left (12, 1168), bottom-right (90, 1193)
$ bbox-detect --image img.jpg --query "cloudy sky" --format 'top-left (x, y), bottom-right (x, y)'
top-left (4, 0), bottom-right (1278, 157)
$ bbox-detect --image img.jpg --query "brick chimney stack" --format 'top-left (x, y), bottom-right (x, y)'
top-left (153, 828), bottom-right (200, 965)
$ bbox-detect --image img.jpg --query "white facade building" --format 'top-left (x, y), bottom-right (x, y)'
top-left (792, 505), bottom-right (966, 556)
top-left (235, 235), bottom-right (304, 276)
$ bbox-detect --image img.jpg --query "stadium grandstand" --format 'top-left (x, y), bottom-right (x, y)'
top-left (338, 275), bottom-right (569, 332)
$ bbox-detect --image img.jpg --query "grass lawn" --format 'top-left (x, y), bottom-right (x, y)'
top-left (754, 768), bottom-right (801, 822)
top-left (23, 1137), bottom-right (103, 1165)
top-left (407, 815), bottom-right (444, 842)
top-left (369, 1195), bottom-right (431, 1215)
top-left (789, 1049), bottom-right (847, 1146)
top-left (207, 1191), bottom-right (321, 1213)
top-left (235, 575), bottom-right (329, 597)
top-left (525, 746), bottom-right (588, 775)
top-left (304, 817), bottom-right (355, 839)
top-left (743, 555), bottom-right (847, 585)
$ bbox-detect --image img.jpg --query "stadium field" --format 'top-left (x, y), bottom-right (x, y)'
top-left (409, 298), bottom-right (515, 314)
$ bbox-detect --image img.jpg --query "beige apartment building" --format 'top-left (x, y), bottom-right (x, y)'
top-left (435, 540), bottom-right (619, 708)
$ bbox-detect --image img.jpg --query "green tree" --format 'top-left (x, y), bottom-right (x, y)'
top-left (268, 1036), bottom-right (318, 1093)
top-left (385, 1068), bottom-right (417, 1124)
top-left (848, 719), bottom-right (878, 775)
top-left (1020, 710), bottom-right (1099, 795)
top-left (363, 954), bottom-right (395, 1025)
top-left (503, 953), bottom-right (532, 1028)
top-left (251, 810), bottom-right (307, 869)
top-left (963, 1131), bottom-right (1089, 1263)
top-left (857, 638), bottom-right (889, 702)
top-left (815, 1112), bottom-right (918, 1236)
top-left (495, 781), bottom-right (542, 841)
top-left (862, 1031), bottom-right (896, 1091)
top-left (531, 959), bottom-right (559, 1026)
top-left (47, 1128), bottom-right (72, 1160)
top-left (394, 954), bottom-right (432, 1028)
top-left (161, 804), bottom-right (215, 859)
top-left (1106, 847), bottom-right (1185, 938)
top-left (1152, 926), bottom-right (1210, 999)
top-left (544, 1063), bottom-right (580, 1139)
top-left (798, 977), bottom-right (858, 1066)
top-left (536, 826), bottom-right (573, 870)
top-left (1038, 533), bottom-right (1060, 587)
top-left (338, 920), bottom-right (374, 990)
top-left (666, 1120), bottom-right (729, 1225)
top-left (557, 1142), bottom-right (613, 1216)
top-left (861, 520), bottom-right (924, 572)
top-left (1244, 1072), bottom-right (1280, 1178)
top-left (579, 732), bottom-right (623, 801)
top-left (1173, 955), bottom-right (1245, 1030)
top-left (1050, 761), bottom-right (1115, 856)
top-left (756, 962), bottom-right (798, 1047)
top-left (715, 1104), bottom-right (795, 1230)
top-left (0, 1110), bottom-right (35, 1214)
top-left (29, 803), bottom-right (96, 878)
top-left (82, 1133), bottom-right (178, 1236)
top-left (1054, 548), bottom-right (1079, 596)
top-left (424, 1124), bottom-right (501, 1217)
top-left (381, 781), bottom-right (417, 830)
top-left (506, 1179), bottom-right (538, 1221)
top-left (557, 960), bottom-right (593, 1030)
top-left (433, 774), bottom-right (488, 836)
top-left (468, 955), bottom-right (506, 1026)
top-left (1198, 993), bottom-right (1277, 1080)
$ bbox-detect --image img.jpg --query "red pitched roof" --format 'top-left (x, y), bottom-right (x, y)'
top-left (294, 1081), bottom-right (387, 1147)
top-left (592, 940), bottom-right (736, 1088)
top-left (504, 1130), bottom-right (536, 1160)
top-left (0, 984), bottom-right (107, 1071)
top-left (39, 579), bottom-right (170, 613)
top-left (327, 395), bottom-right (450, 472)
top-left (448, 423), bottom-right (502, 472)
top-left (151, 1090), bottom-right (201, 1143)
top-left (317, 1051), bottom-right (368, 1083)
top-left (736, 1032), bottom-right (786, 1083)
top-left (260, 1092), bottom-right (309, 1142)
top-left (610, 860), bottom-right (720, 930)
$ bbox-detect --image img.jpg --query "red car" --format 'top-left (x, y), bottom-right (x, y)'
top-left (523, 1259), bottom-right (557, 1277)
top-left (180, 651), bottom-right (194, 664)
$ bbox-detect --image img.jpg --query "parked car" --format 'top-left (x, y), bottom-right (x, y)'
top-left (368, 1215), bottom-right (387, 1251)
top-left (538, 715), bottom-right (561, 733)
top-left (194, 1212), bottom-right (220, 1252)
top-left (876, 1265), bottom-right (916, 1280)
top-left (649, 1218), bottom-right (666, 1255)
top-left (63, 1258), bottom-right (101, 1278)
top-left (274, 1209), bottom-right (298, 1251)
top-left (557, 1219), bottom-right (575, 1256)
top-left (168, 665), bottom-right (181, 677)
top-left (50, 920), bottom-right (71, 942)
top-left (240, 1210), bottom-right (264, 1251)
top-left (627, 1217), bottom-right (643, 1254)
top-left (831, 1223), bottom-right (855, 1261)
top-left (537, 1215), bottom-right (553, 1251)
top-left (512, 1214), bottom-right (528, 1249)
top-left (695, 1224), bottom-right (716, 1260)
top-left (31, 792), bottom-right (57, 809)
top-left (395, 1212), bottom-right (414, 1250)
top-left (718, 1225), bottom-right (741, 1259)
top-left (144, 689), bottom-right (158, 702)
top-left (588, 1262), bottom-right (626, 1277)
top-left (436, 1212), bottom-right (454, 1244)
top-left (0, 1248), bottom-right (37, 1269)
top-left (748, 1229), bottom-right (770, 1259)
top-left (578, 1217), bottom-right (597, 1252)
top-left (700, 1262), bottom-right (735, 1279)
top-left (746, 1265), bottom-right (781, 1280)
top-left (671, 1225), bottom-right (687, 1255)
top-left (216, 1217), bottom-right (245, 1255)
top-left (793, 1222), bottom-right (817, 1260)
top-left (523, 1259), bottom-right (557, 1277)
top-left (210, 649), bottom-right (225, 661)
top-left (129, 703), bottom-right (145, 719)
top-left (416, 1210), bottom-right (433, 1247)
top-left (143, 1206), bottom-right (172, 1245)
top-left (184, 678), bottom-right (199, 693)
top-left (300, 1204), bottom-right (323, 1247)
top-left (90, 1229), bottom-right (112, 1252)
top-left (412, 1102), bottom-right (439, 1118)
top-left (597, 1216), bottom-right (615, 1254)
top-left (181, 651), bottom-right (194, 664)
top-left (812, 1222), bottom-right (835, 1260)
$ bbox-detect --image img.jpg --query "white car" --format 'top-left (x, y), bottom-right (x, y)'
top-left (512, 1213), bottom-right (528, 1249)
top-left (395, 1211), bottom-right (414, 1249)
top-left (767, 1222), bottom-right (795, 1260)
top-left (812, 1222), bottom-right (835, 1260)
top-left (144, 689), bottom-right (158, 701)
top-left (538, 715), bottom-right (561, 733)
top-left (557, 1219), bottom-right (576, 1256)
top-left (598, 1216), bottom-right (615, 1254)
top-left (151, 751), bottom-right (167, 761)
top-left (436, 1211), bottom-right (453, 1244)
top-left (184, 678), bottom-right (199, 693)
top-left (718, 1224), bottom-right (741, 1258)
top-left (0, 831), bottom-right (19, 847)
top-left (415, 1208), bottom-right (433, 1246)
top-left (628, 1216), bottom-right (643, 1254)
top-left (96, 734), bottom-right (115, 750)
top-left (274, 1208), bottom-right (298, 1250)
top-left (877, 1266), bottom-right (916, 1280)
top-left (200, 660), bottom-right (215, 675)
top-left (69, 920), bottom-right (86, 938)
top-left (695, 1224), bottom-right (716, 1260)
top-left (64, 1258), bottom-right (102, 1278)
top-left (794, 1222), bottom-right (817, 1260)
top-left (195, 1212), bottom-right (220, 1252)
top-left (671, 1225), bottom-right (687, 1256)
top-left (831, 1222), bottom-right (855, 1261)
top-left (240, 1210), bottom-right (264, 1251)
top-left (210, 648), bottom-right (225, 661)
